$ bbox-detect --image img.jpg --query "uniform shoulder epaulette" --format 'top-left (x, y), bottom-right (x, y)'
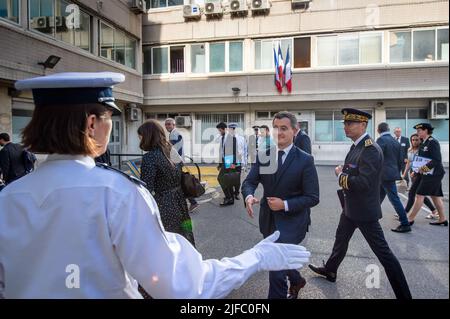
top-left (365, 139), bottom-right (373, 147)
top-left (95, 163), bottom-right (147, 187)
top-left (429, 137), bottom-right (434, 141)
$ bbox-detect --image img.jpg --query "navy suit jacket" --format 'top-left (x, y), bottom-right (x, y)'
top-left (241, 145), bottom-right (319, 244)
top-left (294, 130), bottom-right (312, 155)
top-left (376, 133), bottom-right (402, 181)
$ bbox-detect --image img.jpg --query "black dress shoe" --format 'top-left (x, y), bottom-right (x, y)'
top-left (409, 220), bottom-right (415, 226)
top-left (234, 194), bottom-right (240, 200)
top-left (430, 220), bottom-right (448, 226)
top-left (391, 224), bottom-right (412, 233)
top-left (220, 199), bottom-right (234, 206)
top-left (287, 277), bottom-right (306, 299)
top-left (308, 263), bottom-right (336, 282)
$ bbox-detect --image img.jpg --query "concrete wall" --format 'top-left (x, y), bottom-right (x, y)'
top-left (143, 64), bottom-right (449, 105)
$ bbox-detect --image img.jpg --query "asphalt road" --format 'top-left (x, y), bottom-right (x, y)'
top-left (190, 166), bottom-right (449, 299)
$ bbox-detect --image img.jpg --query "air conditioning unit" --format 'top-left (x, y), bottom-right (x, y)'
top-left (204, 1), bottom-right (223, 17)
top-left (31, 16), bottom-right (48, 29)
top-left (291, 0), bottom-right (311, 10)
top-left (229, 0), bottom-right (248, 15)
top-left (175, 116), bottom-right (192, 127)
top-left (430, 100), bottom-right (449, 119)
top-left (49, 16), bottom-right (66, 30)
top-left (127, 107), bottom-right (140, 122)
top-left (183, 4), bottom-right (201, 19)
top-left (251, 0), bottom-right (271, 12)
top-left (130, 0), bottom-right (146, 14)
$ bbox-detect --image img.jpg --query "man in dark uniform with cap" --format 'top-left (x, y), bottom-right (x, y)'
top-left (309, 108), bottom-right (412, 299)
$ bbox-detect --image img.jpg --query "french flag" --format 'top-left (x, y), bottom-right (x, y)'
top-left (277, 44), bottom-right (284, 87)
top-left (284, 45), bottom-right (292, 93)
top-left (273, 47), bottom-right (282, 93)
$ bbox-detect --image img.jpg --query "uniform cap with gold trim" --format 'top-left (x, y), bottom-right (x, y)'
top-left (341, 108), bottom-right (372, 123)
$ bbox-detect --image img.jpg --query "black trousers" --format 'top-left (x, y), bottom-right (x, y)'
top-left (218, 166), bottom-right (232, 199)
top-left (405, 175), bottom-right (436, 213)
top-left (325, 213), bottom-right (412, 299)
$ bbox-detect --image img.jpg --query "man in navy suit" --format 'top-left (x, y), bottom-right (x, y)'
top-left (394, 127), bottom-right (410, 186)
top-left (377, 123), bottom-right (411, 233)
top-left (242, 111), bottom-right (320, 299)
top-left (294, 123), bottom-right (312, 155)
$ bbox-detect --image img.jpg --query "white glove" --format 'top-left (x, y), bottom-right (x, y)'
top-left (251, 231), bottom-right (310, 272)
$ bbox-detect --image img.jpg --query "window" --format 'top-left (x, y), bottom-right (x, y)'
top-left (437, 28), bottom-right (449, 61)
top-left (170, 46), bottom-right (184, 73)
top-left (147, 45), bottom-right (185, 74)
top-left (387, 108), bottom-right (448, 142)
top-left (229, 41), bottom-right (243, 72)
top-left (125, 37), bottom-right (136, 69)
top-left (29, 0), bottom-right (54, 36)
top-left (153, 47), bottom-right (168, 74)
top-left (386, 109), bottom-right (407, 137)
top-left (390, 27), bottom-right (448, 63)
top-left (195, 113), bottom-right (244, 145)
top-left (317, 36), bottom-right (337, 66)
top-left (294, 37), bottom-right (311, 68)
top-left (210, 42), bottom-right (225, 72)
top-left (413, 29), bottom-right (435, 61)
top-left (100, 22), bottom-right (114, 59)
top-left (146, 0), bottom-right (182, 9)
top-left (254, 38), bottom-right (293, 70)
top-left (318, 32), bottom-right (382, 66)
top-left (99, 21), bottom-right (137, 69)
top-left (315, 111), bottom-right (333, 142)
top-left (338, 35), bottom-right (359, 65)
top-left (55, 0), bottom-right (91, 52)
top-left (191, 44), bottom-right (205, 73)
top-left (390, 31), bottom-right (411, 63)
top-left (360, 33), bottom-right (382, 64)
top-left (256, 111), bottom-right (278, 119)
top-left (0, 0), bottom-right (19, 23)
top-left (315, 110), bottom-right (373, 142)
top-left (143, 46), bottom-right (152, 74)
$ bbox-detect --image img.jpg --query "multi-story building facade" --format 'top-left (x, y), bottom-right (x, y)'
top-left (142, 0), bottom-right (449, 164)
top-left (1, 0), bottom-right (448, 165)
top-left (0, 0), bottom-right (144, 164)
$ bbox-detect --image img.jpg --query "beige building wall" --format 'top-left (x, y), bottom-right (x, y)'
top-left (0, 0), bottom-right (145, 157)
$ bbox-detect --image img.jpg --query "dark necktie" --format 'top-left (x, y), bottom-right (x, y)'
top-left (277, 150), bottom-right (284, 173)
top-left (350, 144), bottom-right (356, 152)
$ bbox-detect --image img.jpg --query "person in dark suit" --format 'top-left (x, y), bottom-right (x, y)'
top-left (407, 123), bottom-right (447, 226)
top-left (216, 122), bottom-right (241, 206)
top-left (242, 111), bottom-right (320, 299)
top-left (0, 133), bottom-right (27, 185)
top-left (394, 127), bottom-right (410, 186)
top-left (376, 123), bottom-right (411, 233)
top-left (248, 125), bottom-right (259, 166)
top-left (309, 108), bottom-right (412, 300)
top-left (294, 123), bottom-right (312, 155)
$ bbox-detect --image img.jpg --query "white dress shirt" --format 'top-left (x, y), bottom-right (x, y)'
top-left (0, 155), bottom-right (269, 299)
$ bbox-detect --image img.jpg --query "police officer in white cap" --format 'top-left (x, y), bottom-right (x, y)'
top-left (0, 72), bottom-right (311, 298)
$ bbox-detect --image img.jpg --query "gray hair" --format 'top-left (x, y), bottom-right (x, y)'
top-left (272, 111), bottom-right (297, 129)
top-left (165, 118), bottom-right (176, 124)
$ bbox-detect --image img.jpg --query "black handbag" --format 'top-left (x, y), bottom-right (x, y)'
top-left (181, 160), bottom-right (205, 198)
